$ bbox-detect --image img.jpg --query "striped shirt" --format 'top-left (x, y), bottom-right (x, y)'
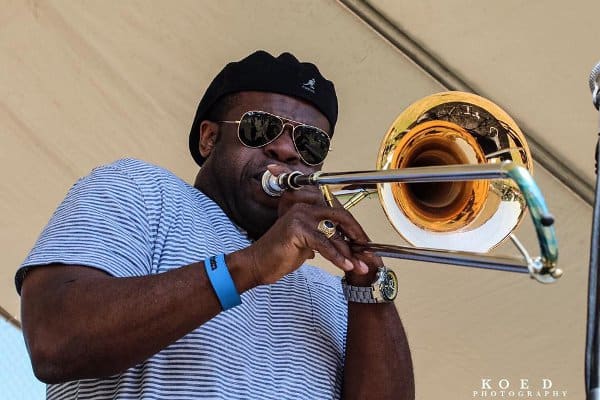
top-left (16, 159), bottom-right (348, 400)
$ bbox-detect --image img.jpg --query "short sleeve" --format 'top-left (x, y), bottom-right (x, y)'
top-left (15, 163), bottom-right (153, 294)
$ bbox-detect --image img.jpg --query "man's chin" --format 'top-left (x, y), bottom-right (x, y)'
top-left (237, 179), bottom-right (280, 238)
top-left (236, 202), bottom-right (278, 240)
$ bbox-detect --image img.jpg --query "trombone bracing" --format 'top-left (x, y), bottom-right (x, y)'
top-left (262, 92), bottom-right (561, 283)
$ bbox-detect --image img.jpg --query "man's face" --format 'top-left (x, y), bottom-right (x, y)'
top-left (199, 91), bottom-right (332, 239)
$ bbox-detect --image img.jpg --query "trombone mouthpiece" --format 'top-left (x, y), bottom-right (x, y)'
top-left (260, 170), bottom-right (305, 197)
top-left (261, 170), bottom-right (284, 197)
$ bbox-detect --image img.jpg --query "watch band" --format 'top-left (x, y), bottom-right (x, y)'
top-left (341, 267), bottom-right (398, 303)
top-left (341, 282), bottom-right (378, 303)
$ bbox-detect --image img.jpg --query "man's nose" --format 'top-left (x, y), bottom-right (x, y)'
top-left (263, 125), bottom-right (299, 164)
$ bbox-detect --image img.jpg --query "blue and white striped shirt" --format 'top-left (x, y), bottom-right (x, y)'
top-left (17, 159), bottom-right (348, 400)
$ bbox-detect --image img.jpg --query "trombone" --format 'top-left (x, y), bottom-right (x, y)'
top-left (262, 92), bottom-right (561, 284)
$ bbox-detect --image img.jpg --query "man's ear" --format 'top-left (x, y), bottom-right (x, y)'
top-left (198, 120), bottom-right (220, 159)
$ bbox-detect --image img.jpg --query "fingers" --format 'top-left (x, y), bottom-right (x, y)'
top-left (278, 189), bottom-right (325, 216)
top-left (316, 211), bottom-right (377, 275)
top-left (279, 201), bottom-right (373, 272)
top-left (310, 206), bottom-right (370, 244)
top-left (298, 219), bottom-right (356, 273)
top-left (327, 234), bottom-right (370, 274)
top-left (292, 209), bottom-right (369, 275)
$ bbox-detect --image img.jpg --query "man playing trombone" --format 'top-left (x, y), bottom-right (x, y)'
top-left (16, 50), bottom-right (414, 400)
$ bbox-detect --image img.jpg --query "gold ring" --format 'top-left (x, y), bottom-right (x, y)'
top-left (317, 219), bottom-right (337, 239)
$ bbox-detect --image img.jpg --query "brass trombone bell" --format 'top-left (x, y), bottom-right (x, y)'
top-left (377, 92), bottom-right (532, 253)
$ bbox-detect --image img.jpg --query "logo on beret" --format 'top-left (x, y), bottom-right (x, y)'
top-left (302, 78), bottom-right (316, 93)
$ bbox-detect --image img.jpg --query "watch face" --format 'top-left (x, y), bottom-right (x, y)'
top-left (381, 270), bottom-right (398, 301)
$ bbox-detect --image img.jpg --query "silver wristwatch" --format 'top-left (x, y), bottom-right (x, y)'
top-left (341, 267), bottom-right (398, 303)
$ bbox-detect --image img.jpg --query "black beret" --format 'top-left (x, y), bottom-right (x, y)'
top-left (189, 50), bottom-right (338, 166)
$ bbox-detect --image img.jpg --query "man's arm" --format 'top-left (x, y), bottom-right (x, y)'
top-left (20, 197), bottom-right (368, 384)
top-left (343, 301), bottom-right (415, 400)
top-left (21, 257), bottom-right (253, 383)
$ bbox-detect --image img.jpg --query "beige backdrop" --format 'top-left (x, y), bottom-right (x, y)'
top-left (1, 1), bottom-right (596, 398)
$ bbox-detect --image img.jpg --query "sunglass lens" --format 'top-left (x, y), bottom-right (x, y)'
top-left (238, 112), bottom-right (282, 147)
top-left (293, 127), bottom-right (330, 165)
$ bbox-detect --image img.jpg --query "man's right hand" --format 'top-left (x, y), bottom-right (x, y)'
top-left (230, 167), bottom-right (373, 286)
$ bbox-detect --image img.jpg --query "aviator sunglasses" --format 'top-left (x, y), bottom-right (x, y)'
top-left (218, 110), bottom-right (331, 166)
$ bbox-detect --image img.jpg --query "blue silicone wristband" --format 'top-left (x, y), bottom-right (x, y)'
top-left (204, 254), bottom-right (242, 310)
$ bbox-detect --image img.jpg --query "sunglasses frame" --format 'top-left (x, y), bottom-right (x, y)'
top-left (218, 110), bottom-right (331, 166)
